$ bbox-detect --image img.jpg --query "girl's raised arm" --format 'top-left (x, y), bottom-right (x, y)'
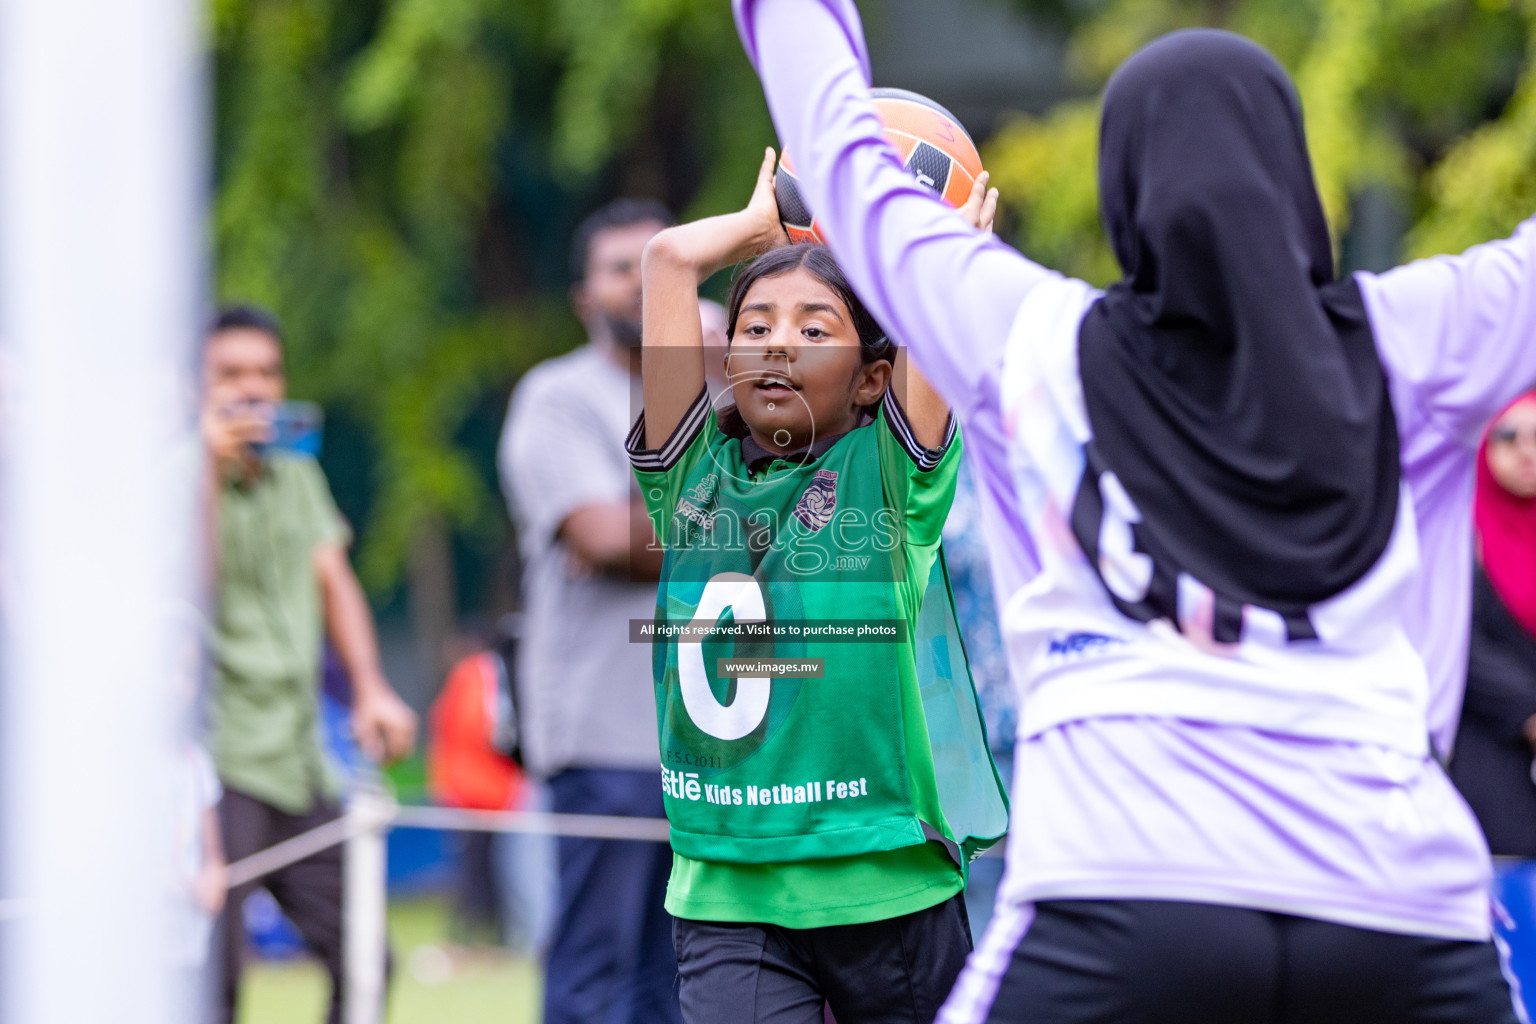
top-left (641, 149), bottom-right (787, 448)
top-left (896, 171), bottom-right (1000, 448)
top-left (1360, 217), bottom-right (1536, 448)
top-left (734, 0), bottom-right (1056, 426)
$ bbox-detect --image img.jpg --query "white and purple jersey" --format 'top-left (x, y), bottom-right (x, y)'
top-left (734, 0), bottom-right (1536, 962)
top-left (1000, 275), bottom-right (1431, 756)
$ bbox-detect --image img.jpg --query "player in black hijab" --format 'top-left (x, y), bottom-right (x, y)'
top-left (736, 5), bottom-right (1533, 1020)
top-left (1075, 30), bottom-right (1401, 644)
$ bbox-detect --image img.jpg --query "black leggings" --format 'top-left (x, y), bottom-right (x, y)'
top-left (675, 894), bottom-right (973, 1024)
top-left (983, 900), bottom-right (1522, 1024)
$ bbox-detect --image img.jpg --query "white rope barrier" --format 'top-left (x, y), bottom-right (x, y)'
top-left (392, 805), bottom-right (673, 842)
top-left (225, 800), bottom-right (999, 892)
top-left (222, 803), bottom-right (674, 890)
top-left (225, 814), bottom-right (364, 890)
top-left (213, 796), bottom-right (1000, 1024)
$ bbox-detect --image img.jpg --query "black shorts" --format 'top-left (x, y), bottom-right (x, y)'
top-left (967, 899), bottom-right (1522, 1024)
top-left (674, 893), bottom-right (972, 1024)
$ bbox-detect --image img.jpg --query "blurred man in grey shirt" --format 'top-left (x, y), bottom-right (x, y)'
top-left (498, 198), bottom-right (679, 1024)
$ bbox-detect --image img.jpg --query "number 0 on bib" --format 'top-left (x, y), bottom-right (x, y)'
top-left (628, 389), bottom-right (1009, 869)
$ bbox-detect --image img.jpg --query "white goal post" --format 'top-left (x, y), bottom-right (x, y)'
top-left (0, 0), bottom-right (202, 1022)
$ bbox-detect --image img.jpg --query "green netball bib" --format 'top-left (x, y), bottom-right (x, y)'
top-left (631, 392), bottom-right (1008, 867)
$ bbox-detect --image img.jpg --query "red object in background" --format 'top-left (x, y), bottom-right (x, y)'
top-left (428, 651), bottom-right (525, 811)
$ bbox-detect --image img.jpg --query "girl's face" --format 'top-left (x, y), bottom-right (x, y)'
top-left (726, 267), bottom-right (889, 454)
top-left (1488, 398), bottom-right (1536, 500)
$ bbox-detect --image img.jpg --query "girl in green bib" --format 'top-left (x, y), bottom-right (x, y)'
top-left (627, 148), bottom-right (1007, 1024)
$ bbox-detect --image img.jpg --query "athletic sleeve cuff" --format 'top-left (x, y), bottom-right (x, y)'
top-left (627, 387), bottom-right (711, 473)
top-left (883, 392), bottom-right (956, 472)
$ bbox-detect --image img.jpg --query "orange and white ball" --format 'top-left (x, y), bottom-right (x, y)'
top-left (775, 87), bottom-right (984, 245)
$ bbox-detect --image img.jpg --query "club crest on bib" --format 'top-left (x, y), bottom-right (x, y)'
top-left (792, 469), bottom-right (838, 531)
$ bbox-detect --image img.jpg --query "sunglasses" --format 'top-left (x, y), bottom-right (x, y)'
top-left (1490, 424), bottom-right (1536, 447)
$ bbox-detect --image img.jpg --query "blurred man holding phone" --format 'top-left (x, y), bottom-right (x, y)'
top-left (201, 305), bottom-right (416, 1024)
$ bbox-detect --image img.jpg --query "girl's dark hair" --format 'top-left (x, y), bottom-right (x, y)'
top-left (725, 244), bottom-right (894, 363)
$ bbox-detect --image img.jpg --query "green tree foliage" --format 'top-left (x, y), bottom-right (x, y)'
top-left (986, 0), bottom-right (1533, 284)
top-left (215, 0), bottom-right (1536, 669)
top-left (212, 0), bottom-right (771, 665)
top-left (1409, 9), bottom-right (1536, 256)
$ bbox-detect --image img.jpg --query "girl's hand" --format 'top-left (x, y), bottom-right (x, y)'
top-left (959, 170), bottom-right (999, 234)
top-left (745, 146), bottom-right (791, 256)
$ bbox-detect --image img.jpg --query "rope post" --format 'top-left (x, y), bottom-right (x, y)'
top-left (344, 784), bottom-right (396, 1024)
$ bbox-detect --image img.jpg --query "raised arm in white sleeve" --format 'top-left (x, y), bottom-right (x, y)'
top-left (1358, 218), bottom-right (1536, 758)
top-left (1359, 216), bottom-right (1536, 447)
top-left (734, 0), bottom-right (1056, 424)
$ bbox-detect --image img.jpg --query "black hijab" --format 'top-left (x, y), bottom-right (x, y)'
top-left (1075, 30), bottom-right (1400, 638)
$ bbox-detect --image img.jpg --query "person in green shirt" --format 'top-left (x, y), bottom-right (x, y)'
top-left (200, 305), bottom-right (418, 1024)
top-left (626, 150), bottom-right (1007, 1023)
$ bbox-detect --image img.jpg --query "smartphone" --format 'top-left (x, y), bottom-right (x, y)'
top-left (255, 401), bottom-right (324, 458)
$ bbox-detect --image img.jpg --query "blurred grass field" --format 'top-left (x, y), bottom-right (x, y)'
top-left (238, 896), bottom-right (540, 1024)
